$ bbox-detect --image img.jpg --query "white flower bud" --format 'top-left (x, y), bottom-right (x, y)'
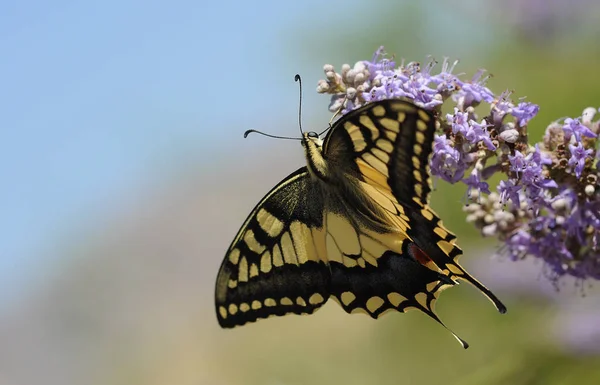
top-left (353, 73), bottom-right (365, 86)
top-left (323, 64), bottom-right (335, 73)
top-left (484, 214), bottom-right (494, 224)
top-left (482, 223), bottom-right (498, 236)
top-left (582, 107), bottom-right (597, 124)
top-left (316, 80), bottom-right (329, 93)
top-left (499, 129), bottom-right (520, 143)
top-left (585, 184), bottom-right (595, 196)
top-left (551, 198), bottom-right (568, 211)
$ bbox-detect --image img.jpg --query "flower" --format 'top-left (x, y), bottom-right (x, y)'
top-left (563, 118), bottom-right (597, 142)
top-left (318, 46), bottom-right (600, 283)
top-left (511, 101), bottom-right (539, 126)
top-left (455, 69), bottom-right (495, 106)
top-left (447, 108), bottom-right (470, 136)
top-left (430, 135), bottom-right (467, 183)
top-left (498, 180), bottom-right (521, 207)
top-left (466, 119), bottom-right (496, 150)
top-left (568, 142), bottom-right (593, 178)
top-left (508, 151), bottom-right (527, 175)
top-left (463, 168), bottom-right (491, 199)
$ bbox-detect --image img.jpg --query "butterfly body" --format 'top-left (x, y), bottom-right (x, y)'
top-left (215, 99), bottom-right (506, 348)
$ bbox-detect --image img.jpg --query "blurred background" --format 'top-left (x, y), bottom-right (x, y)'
top-left (1, 1), bottom-right (600, 384)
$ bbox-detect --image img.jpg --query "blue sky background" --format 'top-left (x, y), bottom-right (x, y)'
top-left (0, 0), bottom-right (352, 305)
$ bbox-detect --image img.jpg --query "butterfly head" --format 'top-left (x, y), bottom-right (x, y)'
top-left (301, 131), bottom-right (324, 149)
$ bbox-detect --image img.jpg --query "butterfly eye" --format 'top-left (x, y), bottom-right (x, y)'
top-left (307, 131), bottom-right (319, 139)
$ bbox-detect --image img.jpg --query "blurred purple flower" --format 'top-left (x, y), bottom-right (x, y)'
top-left (556, 305), bottom-right (600, 355)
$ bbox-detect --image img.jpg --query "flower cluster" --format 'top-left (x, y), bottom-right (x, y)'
top-left (317, 46), bottom-right (600, 282)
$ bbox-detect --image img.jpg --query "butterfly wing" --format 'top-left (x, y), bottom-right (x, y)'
top-left (215, 168), bottom-right (331, 328)
top-left (322, 99), bottom-right (506, 327)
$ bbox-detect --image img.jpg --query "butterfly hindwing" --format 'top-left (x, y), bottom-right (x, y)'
top-left (329, 241), bottom-right (454, 317)
top-left (320, 207), bottom-right (468, 347)
top-left (215, 168), bottom-right (331, 327)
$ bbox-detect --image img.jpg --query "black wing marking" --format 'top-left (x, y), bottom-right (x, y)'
top-left (215, 168), bottom-right (331, 327)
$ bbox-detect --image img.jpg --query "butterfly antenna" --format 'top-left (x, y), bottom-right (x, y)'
top-left (295, 74), bottom-right (304, 135)
top-left (243, 129), bottom-right (299, 141)
top-left (243, 75), bottom-right (306, 142)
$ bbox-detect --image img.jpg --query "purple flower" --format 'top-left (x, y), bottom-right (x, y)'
top-left (430, 135), bottom-right (467, 183)
top-left (463, 168), bottom-right (491, 198)
top-left (568, 142), bottom-right (593, 178)
top-left (506, 229), bottom-right (531, 257)
top-left (491, 93), bottom-right (514, 125)
top-left (498, 179), bottom-right (521, 207)
top-left (430, 58), bottom-right (462, 94)
top-left (530, 143), bottom-right (553, 166)
top-left (456, 69), bottom-right (495, 106)
top-left (511, 102), bottom-right (540, 126)
top-left (466, 119), bottom-right (496, 150)
top-left (447, 108), bottom-right (470, 136)
top-left (365, 46), bottom-right (395, 79)
top-left (563, 118), bottom-right (597, 142)
top-left (508, 151), bottom-right (527, 174)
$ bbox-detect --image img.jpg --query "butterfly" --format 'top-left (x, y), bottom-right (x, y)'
top-left (214, 98), bottom-right (506, 348)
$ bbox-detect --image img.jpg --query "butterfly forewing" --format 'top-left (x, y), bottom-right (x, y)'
top-left (323, 101), bottom-right (434, 207)
top-left (215, 168), bottom-right (331, 327)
